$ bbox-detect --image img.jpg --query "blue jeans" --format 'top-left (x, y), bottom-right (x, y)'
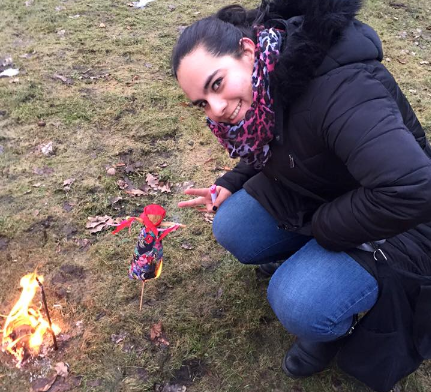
top-left (213, 189), bottom-right (378, 342)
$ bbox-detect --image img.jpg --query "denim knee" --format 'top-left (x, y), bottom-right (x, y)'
top-left (267, 277), bottom-right (328, 340)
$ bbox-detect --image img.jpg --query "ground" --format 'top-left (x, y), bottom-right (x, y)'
top-left (0, 0), bottom-right (430, 391)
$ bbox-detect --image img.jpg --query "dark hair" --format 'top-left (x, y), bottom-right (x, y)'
top-left (171, 4), bottom-right (271, 78)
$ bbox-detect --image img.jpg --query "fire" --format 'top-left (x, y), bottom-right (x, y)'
top-left (1, 273), bottom-right (60, 367)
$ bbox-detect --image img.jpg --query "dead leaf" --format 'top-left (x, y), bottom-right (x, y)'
top-left (125, 189), bottom-right (147, 197)
top-left (53, 74), bottom-right (72, 85)
top-left (31, 375), bottom-right (58, 392)
top-left (55, 362), bottom-right (69, 377)
top-left (150, 321), bottom-right (170, 347)
top-left (99, 23), bottom-right (106, 28)
top-left (117, 179), bottom-right (128, 189)
top-left (396, 58), bottom-right (407, 64)
top-left (203, 213), bottom-right (214, 224)
top-left (174, 181), bottom-right (195, 192)
top-left (181, 242), bottom-right (194, 250)
top-left (111, 332), bottom-right (127, 344)
top-left (85, 215), bottom-right (120, 234)
top-left (63, 178), bottom-right (75, 191)
top-left (146, 173), bottom-right (159, 188)
top-left (38, 120), bottom-right (46, 127)
top-left (110, 196), bottom-right (123, 205)
top-left (106, 167), bottom-right (116, 176)
top-left (40, 141), bottom-right (54, 156)
top-left (158, 181), bottom-right (171, 193)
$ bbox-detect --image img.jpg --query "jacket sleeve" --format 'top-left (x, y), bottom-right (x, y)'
top-left (214, 159), bottom-right (259, 194)
top-left (310, 67), bottom-right (431, 251)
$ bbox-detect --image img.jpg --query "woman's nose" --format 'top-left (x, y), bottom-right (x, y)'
top-left (207, 96), bottom-right (227, 119)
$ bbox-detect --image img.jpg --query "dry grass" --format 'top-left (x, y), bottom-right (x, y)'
top-left (0, 0), bottom-right (430, 391)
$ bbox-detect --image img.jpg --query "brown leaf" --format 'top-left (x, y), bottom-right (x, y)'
top-left (111, 331), bottom-right (127, 344)
top-left (85, 216), bottom-right (121, 234)
top-left (117, 179), bottom-right (128, 189)
top-left (181, 242), bottom-right (194, 250)
top-left (125, 189), bottom-right (147, 197)
top-left (55, 362), bottom-right (69, 377)
top-left (203, 213), bottom-right (214, 224)
top-left (150, 321), bottom-right (170, 347)
top-left (146, 173), bottom-right (159, 188)
top-left (31, 375), bottom-right (58, 392)
top-left (86, 215), bottom-right (110, 229)
top-left (397, 58), bottom-right (407, 64)
top-left (158, 181), bottom-right (171, 193)
top-left (63, 178), bottom-right (75, 191)
top-left (53, 74), bottom-right (72, 85)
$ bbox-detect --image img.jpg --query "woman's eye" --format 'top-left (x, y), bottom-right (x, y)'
top-left (212, 78), bottom-right (222, 91)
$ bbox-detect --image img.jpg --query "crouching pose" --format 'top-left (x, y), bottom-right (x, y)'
top-left (173, 0), bottom-right (431, 390)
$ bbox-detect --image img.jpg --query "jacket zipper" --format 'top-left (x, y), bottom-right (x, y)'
top-left (369, 241), bottom-right (388, 261)
top-left (289, 154), bottom-right (295, 168)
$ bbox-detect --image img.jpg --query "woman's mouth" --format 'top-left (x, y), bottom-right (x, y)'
top-left (229, 100), bottom-right (242, 121)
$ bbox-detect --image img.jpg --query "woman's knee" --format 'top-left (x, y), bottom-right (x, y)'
top-left (267, 275), bottom-right (322, 338)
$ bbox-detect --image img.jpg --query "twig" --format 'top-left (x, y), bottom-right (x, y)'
top-left (159, 222), bottom-right (186, 228)
top-left (139, 281), bottom-right (145, 311)
top-left (36, 277), bottom-right (58, 350)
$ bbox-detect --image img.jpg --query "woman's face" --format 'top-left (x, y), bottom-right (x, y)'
top-left (176, 39), bottom-right (255, 124)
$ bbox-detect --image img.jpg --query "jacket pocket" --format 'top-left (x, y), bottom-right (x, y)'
top-left (337, 325), bottom-right (418, 392)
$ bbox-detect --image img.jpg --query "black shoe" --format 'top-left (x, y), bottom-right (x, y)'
top-left (257, 262), bottom-right (283, 277)
top-left (282, 339), bottom-right (342, 378)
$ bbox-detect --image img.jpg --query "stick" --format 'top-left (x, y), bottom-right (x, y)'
top-left (159, 222), bottom-right (186, 228)
top-left (36, 277), bottom-right (58, 350)
top-left (139, 281), bottom-right (145, 311)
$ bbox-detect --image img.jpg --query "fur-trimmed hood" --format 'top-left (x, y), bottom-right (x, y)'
top-left (267, 0), bottom-right (383, 105)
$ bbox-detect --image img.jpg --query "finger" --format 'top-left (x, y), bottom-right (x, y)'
top-left (178, 197), bottom-right (207, 208)
top-left (184, 188), bottom-right (209, 197)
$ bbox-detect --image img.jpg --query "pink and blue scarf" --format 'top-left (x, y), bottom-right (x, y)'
top-left (207, 27), bottom-right (282, 169)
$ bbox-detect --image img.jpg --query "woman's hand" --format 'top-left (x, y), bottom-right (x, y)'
top-left (177, 186), bottom-right (232, 213)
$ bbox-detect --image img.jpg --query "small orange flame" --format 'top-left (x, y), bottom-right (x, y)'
top-left (1, 273), bottom-right (60, 367)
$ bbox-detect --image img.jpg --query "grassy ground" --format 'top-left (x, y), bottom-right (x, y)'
top-left (0, 0), bottom-right (430, 391)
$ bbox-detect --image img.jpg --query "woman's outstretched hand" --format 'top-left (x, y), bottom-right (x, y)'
top-left (177, 186), bottom-right (232, 213)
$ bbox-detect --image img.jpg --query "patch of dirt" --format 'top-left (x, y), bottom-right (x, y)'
top-left (0, 235), bottom-right (9, 250)
top-left (170, 359), bottom-right (207, 386)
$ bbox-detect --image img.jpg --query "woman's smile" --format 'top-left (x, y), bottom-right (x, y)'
top-left (229, 99), bottom-right (242, 122)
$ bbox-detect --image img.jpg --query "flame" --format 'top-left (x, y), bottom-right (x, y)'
top-left (155, 260), bottom-right (163, 279)
top-left (1, 273), bottom-right (60, 367)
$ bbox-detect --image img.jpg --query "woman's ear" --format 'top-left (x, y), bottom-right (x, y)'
top-left (239, 37), bottom-right (255, 63)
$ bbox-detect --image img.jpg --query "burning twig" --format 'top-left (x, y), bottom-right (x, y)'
top-left (35, 277), bottom-right (58, 350)
top-left (2, 273), bottom-right (61, 367)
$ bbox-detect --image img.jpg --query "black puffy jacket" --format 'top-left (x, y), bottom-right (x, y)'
top-left (215, 3), bottom-right (431, 275)
top-left (215, 1), bottom-right (431, 390)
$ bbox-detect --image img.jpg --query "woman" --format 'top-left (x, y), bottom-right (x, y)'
top-left (172, 0), bottom-right (431, 390)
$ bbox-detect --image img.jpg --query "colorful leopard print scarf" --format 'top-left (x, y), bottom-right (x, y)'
top-left (207, 27), bottom-right (282, 169)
